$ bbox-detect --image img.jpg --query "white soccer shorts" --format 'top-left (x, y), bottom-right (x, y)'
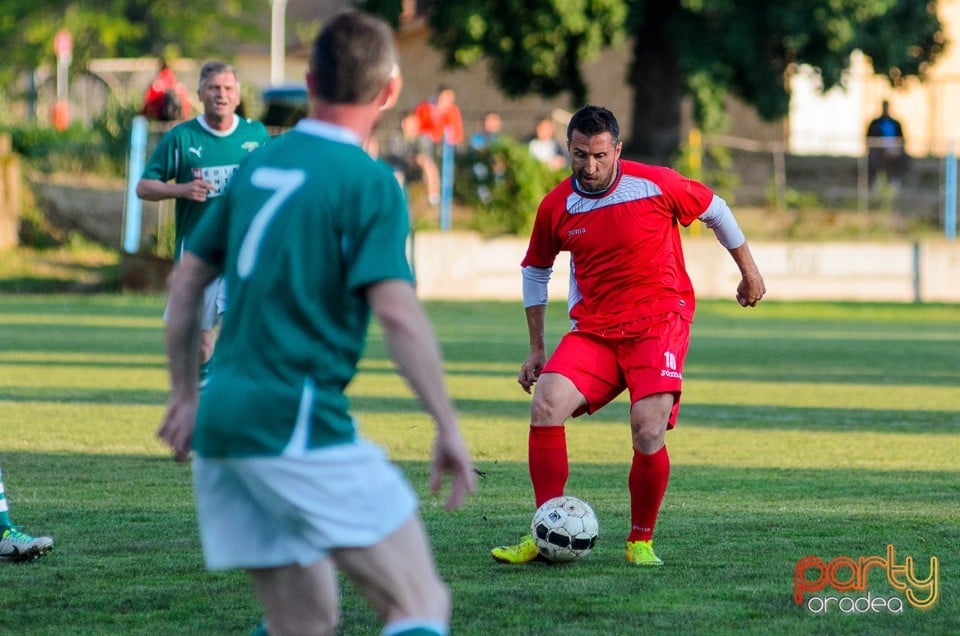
top-left (191, 439), bottom-right (419, 571)
top-left (163, 277), bottom-right (223, 330)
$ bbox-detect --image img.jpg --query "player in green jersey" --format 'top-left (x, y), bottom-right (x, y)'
top-left (137, 60), bottom-right (270, 387)
top-left (158, 12), bottom-right (475, 636)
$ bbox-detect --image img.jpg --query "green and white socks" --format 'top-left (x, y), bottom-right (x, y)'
top-left (0, 467), bottom-right (13, 529)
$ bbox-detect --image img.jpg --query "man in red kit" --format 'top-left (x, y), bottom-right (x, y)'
top-left (491, 105), bottom-right (766, 566)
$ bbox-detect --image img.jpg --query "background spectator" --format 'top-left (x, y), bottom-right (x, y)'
top-left (527, 114), bottom-right (567, 170)
top-left (414, 85), bottom-right (464, 205)
top-left (468, 111), bottom-right (507, 204)
top-left (141, 58), bottom-right (193, 121)
top-left (866, 99), bottom-right (909, 189)
top-left (470, 111), bottom-right (503, 150)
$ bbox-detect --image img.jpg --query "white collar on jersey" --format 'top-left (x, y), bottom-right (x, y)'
top-left (293, 119), bottom-right (362, 147)
top-left (197, 114), bottom-right (240, 137)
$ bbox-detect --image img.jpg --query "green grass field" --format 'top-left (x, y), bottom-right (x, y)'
top-left (0, 295), bottom-right (957, 635)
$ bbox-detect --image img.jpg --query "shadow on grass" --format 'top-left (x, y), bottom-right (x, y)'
top-left (0, 268), bottom-right (120, 294)
top-left (677, 403), bottom-right (960, 433)
top-left (0, 386), bottom-right (168, 405)
top-left (0, 324), bottom-right (162, 355)
top-left (410, 458), bottom-right (959, 635)
top-left (0, 295), bottom-right (164, 316)
top-left (0, 452), bottom-right (954, 635)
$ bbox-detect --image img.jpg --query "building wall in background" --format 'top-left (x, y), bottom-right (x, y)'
top-left (411, 232), bottom-right (960, 304)
top-left (789, 0), bottom-right (960, 158)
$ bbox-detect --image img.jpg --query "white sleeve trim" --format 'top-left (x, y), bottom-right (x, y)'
top-left (699, 194), bottom-right (746, 249)
top-left (522, 265), bottom-right (552, 307)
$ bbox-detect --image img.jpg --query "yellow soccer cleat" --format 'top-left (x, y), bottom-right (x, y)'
top-left (626, 540), bottom-right (663, 566)
top-left (491, 534), bottom-right (542, 564)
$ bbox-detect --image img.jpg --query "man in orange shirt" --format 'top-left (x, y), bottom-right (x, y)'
top-left (415, 84), bottom-right (464, 145)
top-left (413, 85), bottom-right (463, 205)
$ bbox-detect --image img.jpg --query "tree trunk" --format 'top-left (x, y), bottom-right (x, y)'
top-left (626, 6), bottom-right (684, 164)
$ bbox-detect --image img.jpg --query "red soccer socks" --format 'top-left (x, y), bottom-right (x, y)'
top-left (627, 445), bottom-right (670, 542)
top-left (528, 425), bottom-right (568, 507)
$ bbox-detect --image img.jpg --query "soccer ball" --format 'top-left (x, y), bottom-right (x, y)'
top-left (531, 496), bottom-right (599, 562)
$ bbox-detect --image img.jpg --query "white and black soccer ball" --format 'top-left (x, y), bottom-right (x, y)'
top-left (531, 495), bottom-right (599, 562)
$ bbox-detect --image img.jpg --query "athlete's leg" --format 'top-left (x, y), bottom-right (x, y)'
top-left (247, 556), bottom-right (340, 636)
top-left (626, 393), bottom-right (673, 545)
top-left (529, 331), bottom-right (621, 505)
top-left (629, 393), bottom-right (673, 454)
top-left (625, 393), bottom-right (672, 563)
top-left (529, 372), bottom-right (587, 427)
top-left (333, 515), bottom-right (450, 633)
top-left (494, 333), bottom-right (620, 563)
top-left (197, 279), bottom-right (222, 388)
top-left (0, 466), bottom-right (54, 562)
top-left (199, 278), bottom-right (221, 364)
top-left (199, 329), bottom-right (217, 363)
top-left (527, 372), bottom-right (585, 505)
top-left (416, 152), bottom-right (441, 205)
top-left (622, 314), bottom-right (689, 551)
top-left (0, 466), bottom-right (11, 528)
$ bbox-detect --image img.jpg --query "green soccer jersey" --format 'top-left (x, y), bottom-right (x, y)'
top-left (187, 119), bottom-right (414, 458)
top-left (141, 115), bottom-right (270, 259)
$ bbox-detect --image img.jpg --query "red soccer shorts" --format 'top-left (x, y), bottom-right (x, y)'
top-left (541, 312), bottom-right (691, 427)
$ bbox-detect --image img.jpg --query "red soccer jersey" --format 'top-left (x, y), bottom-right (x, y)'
top-left (521, 159), bottom-right (714, 332)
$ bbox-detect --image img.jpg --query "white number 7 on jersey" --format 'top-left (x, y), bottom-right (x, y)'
top-left (237, 167), bottom-right (306, 280)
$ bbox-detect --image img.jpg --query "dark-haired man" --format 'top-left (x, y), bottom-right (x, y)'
top-left (492, 104), bottom-right (765, 567)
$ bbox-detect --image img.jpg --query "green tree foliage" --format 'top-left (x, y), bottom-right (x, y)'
top-left (426, 0), bottom-right (627, 106)
top-left (661, 0), bottom-right (943, 125)
top-left (0, 0), bottom-right (263, 92)
top-left (360, 0), bottom-right (405, 27)
top-left (457, 136), bottom-right (565, 236)
top-left (411, 0), bottom-right (945, 162)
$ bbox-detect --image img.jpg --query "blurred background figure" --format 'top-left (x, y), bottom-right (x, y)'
top-left (383, 109), bottom-right (439, 202)
top-left (468, 111), bottom-right (506, 204)
top-left (141, 58), bottom-right (193, 121)
top-left (470, 111), bottom-right (503, 151)
top-left (414, 84), bottom-right (464, 205)
top-left (865, 99), bottom-right (909, 190)
top-left (526, 114), bottom-right (567, 170)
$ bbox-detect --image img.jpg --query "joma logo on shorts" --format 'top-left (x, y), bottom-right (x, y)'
top-left (661, 351), bottom-right (681, 378)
